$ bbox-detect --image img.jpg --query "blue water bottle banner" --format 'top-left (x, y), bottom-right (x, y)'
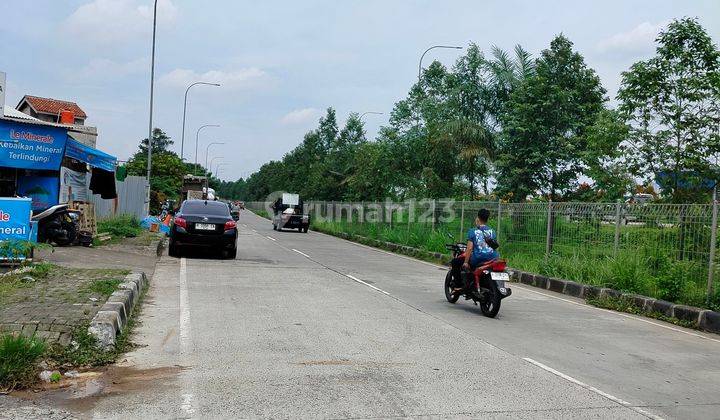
top-left (0, 119), bottom-right (68, 170)
top-left (0, 197), bottom-right (32, 241)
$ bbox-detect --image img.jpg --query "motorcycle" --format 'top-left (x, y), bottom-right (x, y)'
top-left (443, 236), bottom-right (512, 318)
top-left (32, 204), bottom-right (82, 246)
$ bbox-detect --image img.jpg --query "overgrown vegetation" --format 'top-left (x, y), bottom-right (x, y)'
top-left (0, 334), bottom-right (46, 391)
top-left (98, 214), bottom-right (143, 238)
top-left (78, 278), bottom-right (122, 300)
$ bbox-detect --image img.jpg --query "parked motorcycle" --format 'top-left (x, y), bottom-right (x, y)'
top-left (443, 237), bottom-right (512, 318)
top-left (32, 204), bottom-right (82, 246)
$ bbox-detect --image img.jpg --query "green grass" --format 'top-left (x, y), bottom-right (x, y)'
top-left (0, 263), bottom-right (54, 304)
top-left (79, 278), bottom-right (122, 299)
top-left (0, 334), bottom-right (47, 391)
top-left (98, 214), bottom-right (143, 238)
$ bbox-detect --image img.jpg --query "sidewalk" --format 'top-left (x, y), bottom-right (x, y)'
top-left (0, 233), bottom-right (162, 345)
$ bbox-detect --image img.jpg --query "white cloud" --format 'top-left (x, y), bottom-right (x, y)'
top-left (77, 57), bottom-right (148, 79)
top-left (62, 0), bottom-right (177, 46)
top-left (280, 108), bottom-right (321, 125)
top-left (159, 68), bottom-right (269, 90)
top-left (597, 21), bottom-right (669, 54)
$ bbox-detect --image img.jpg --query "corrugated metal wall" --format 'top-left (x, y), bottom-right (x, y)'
top-left (89, 176), bottom-right (148, 220)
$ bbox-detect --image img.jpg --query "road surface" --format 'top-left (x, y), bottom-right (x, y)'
top-left (28, 211), bottom-right (720, 419)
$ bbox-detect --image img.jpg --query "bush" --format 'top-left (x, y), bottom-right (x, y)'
top-left (98, 214), bottom-right (142, 238)
top-left (0, 334), bottom-right (46, 391)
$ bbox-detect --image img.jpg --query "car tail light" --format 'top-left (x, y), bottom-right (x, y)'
top-left (174, 217), bottom-right (187, 229)
top-left (224, 220), bottom-right (237, 231)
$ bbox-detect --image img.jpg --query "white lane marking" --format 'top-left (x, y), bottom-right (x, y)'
top-left (292, 248), bottom-right (311, 259)
top-left (178, 258), bottom-right (197, 417)
top-left (516, 285), bottom-right (720, 344)
top-left (179, 258), bottom-right (191, 347)
top-left (346, 274), bottom-right (391, 296)
top-left (523, 358), bottom-right (663, 420)
top-left (266, 236), bottom-right (276, 241)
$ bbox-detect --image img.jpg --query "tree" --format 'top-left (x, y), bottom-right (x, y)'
top-left (496, 35), bottom-right (607, 200)
top-left (618, 18), bottom-right (720, 203)
top-left (125, 128), bottom-right (188, 213)
top-left (139, 127), bottom-right (174, 154)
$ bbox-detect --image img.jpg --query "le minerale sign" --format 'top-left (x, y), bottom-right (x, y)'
top-left (0, 119), bottom-right (67, 170)
top-left (0, 197), bottom-right (31, 241)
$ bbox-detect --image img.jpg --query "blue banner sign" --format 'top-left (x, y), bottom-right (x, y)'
top-left (0, 119), bottom-right (68, 170)
top-left (17, 175), bottom-right (59, 211)
top-left (65, 138), bottom-right (116, 172)
top-left (0, 197), bottom-right (32, 241)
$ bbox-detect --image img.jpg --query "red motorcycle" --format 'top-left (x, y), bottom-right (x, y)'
top-left (443, 240), bottom-right (512, 318)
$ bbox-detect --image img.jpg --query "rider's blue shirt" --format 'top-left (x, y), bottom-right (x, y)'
top-left (467, 225), bottom-right (499, 265)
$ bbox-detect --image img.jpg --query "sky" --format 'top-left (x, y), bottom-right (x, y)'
top-left (2, 0), bottom-right (719, 181)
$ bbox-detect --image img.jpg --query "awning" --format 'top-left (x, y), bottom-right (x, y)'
top-left (65, 138), bottom-right (116, 172)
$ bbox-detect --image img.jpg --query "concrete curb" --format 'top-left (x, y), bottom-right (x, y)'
top-left (88, 272), bottom-right (148, 350)
top-left (507, 268), bottom-right (720, 335)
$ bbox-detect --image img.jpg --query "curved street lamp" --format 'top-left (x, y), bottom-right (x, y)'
top-left (418, 45), bottom-right (463, 82)
top-left (195, 124), bottom-right (220, 169)
top-left (181, 82), bottom-right (220, 160)
top-left (359, 111), bottom-right (384, 121)
top-left (204, 142), bottom-right (225, 174)
top-left (208, 156), bottom-right (224, 176)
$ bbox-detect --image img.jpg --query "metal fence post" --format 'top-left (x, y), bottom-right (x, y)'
top-left (459, 200), bottom-right (465, 238)
top-left (545, 200), bottom-right (553, 258)
top-left (613, 201), bottom-right (621, 258)
top-left (708, 196), bottom-right (718, 301)
top-left (496, 200), bottom-right (501, 242)
top-left (431, 199), bottom-right (436, 232)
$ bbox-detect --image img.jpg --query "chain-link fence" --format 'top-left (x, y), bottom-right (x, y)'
top-left (246, 199), bottom-right (718, 302)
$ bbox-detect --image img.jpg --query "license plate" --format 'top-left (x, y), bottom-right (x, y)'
top-left (491, 272), bottom-right (510, 281)
top-left (195, 223), bottom-right (215, 230)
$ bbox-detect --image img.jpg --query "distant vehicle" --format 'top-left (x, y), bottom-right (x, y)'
top-left (169, 199), bottom-right (238, 259)
top-left (626, 193), bottom-right (654, 204)
top-left (181, 175), bottom-right (207, 202)
top-left (230, 203), bottom-right (240, 221)
top-left (271, 193), bottom-right (309, 233)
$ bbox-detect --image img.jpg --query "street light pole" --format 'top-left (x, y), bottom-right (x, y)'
top-left (214, 162), bottom-right (228, 176)
top-left (145, 0), bottom-right (158, 213)
top-left (180, 82), bottom-right (220, 160)
top-left (194, 124), bottom-right (220, 171)
top-left (208, 157), bottom-right (223, 178)
top-left (205, 142), bottom-right (225, 174)
top-left (418, 45), bottom-right (463, 82)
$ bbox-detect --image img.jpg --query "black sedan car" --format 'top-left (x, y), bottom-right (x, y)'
top-left (168, 200), bottom-right (238, 259)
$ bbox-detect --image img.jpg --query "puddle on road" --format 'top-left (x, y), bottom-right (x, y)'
top-left (13, 365), bottom-right (187, 414)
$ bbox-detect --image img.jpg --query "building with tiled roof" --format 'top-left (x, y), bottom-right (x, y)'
top-left (16, 95), bottom-right (87, 125)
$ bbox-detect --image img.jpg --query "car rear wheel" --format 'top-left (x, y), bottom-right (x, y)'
top-left (225, 248), bottom-right (237, 259)
top-left (169, 239), bottom-right (181, 258)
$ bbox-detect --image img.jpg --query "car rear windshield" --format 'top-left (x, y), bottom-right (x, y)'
top-left (181, 201), bottom-right (230, 216)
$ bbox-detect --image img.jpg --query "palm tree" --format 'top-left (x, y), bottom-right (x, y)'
top-left (442, 118), bottom-right (495, 197)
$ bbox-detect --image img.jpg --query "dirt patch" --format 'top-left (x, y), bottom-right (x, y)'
top-left (294, 359), bottom-right (411, 367)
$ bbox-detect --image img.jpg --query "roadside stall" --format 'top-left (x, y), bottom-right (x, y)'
top-left (0, 115), bottom-right (117, 244)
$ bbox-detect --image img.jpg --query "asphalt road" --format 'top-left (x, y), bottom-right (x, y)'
top-left (40, 210), bottom-right (720, 419)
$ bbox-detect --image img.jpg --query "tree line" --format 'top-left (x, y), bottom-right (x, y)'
top-left (190, 18), bottom-right (720, 204)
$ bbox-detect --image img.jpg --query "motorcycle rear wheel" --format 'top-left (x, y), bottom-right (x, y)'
top-left (444, 271), bottom-right (460, 303)
top-left (480, 286), bottom-right (501, 318)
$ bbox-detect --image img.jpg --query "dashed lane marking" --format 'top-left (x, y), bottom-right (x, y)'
top-left (292, 248), bottom-right (311, 259)
top-left (346, 274), bottom-right (391, 296)
top-left (523, 358), bottom-right (663, 420)
top-left (266, 236), bottom-right (276, 241)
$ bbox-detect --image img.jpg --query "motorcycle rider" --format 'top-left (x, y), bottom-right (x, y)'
top-left (451, 208), bottom-right (499, 295)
